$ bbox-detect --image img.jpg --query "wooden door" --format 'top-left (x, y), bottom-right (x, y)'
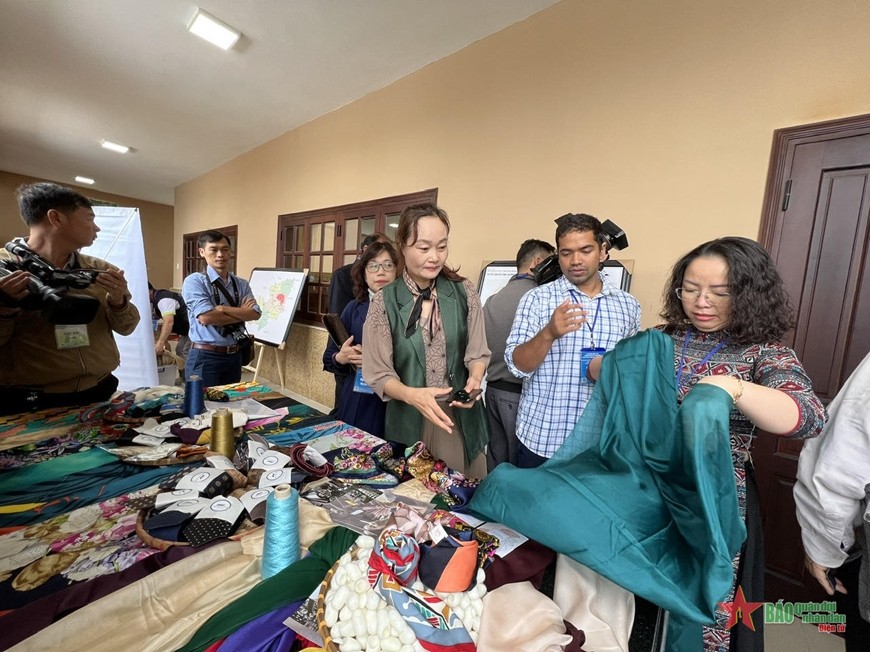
top-left (756, 114), bottom-right (870, 601)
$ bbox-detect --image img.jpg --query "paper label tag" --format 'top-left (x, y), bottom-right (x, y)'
top-left (192, 496), bottom-right (245, 523)
top-left (258, 467), bottom-right (295, 488)
top-left (429, 522), bottom-right (449, 544)
top-left (240, 488), bottom-right (273, 513)
top-left (176, 467), bottom-right (225, 491)
top-left (251, 450), bottom-right (291, 470)
top-left (301, 446), bottom-right (328, 467)
top-left (205, 455), bottom-right (236, 470)
top-left (155, 488), bottom-right (198, 509)
top-left (163, 497), bottom-right (211, 515)
top-left (247, 440), bottom-right (270, 462)
top-left (131, 433), bottom-right (166, 447)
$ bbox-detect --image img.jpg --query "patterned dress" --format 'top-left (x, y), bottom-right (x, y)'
top-left (661, 326), bottom-right (826, 651)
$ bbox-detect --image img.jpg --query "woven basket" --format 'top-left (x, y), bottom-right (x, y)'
top-left (316, 546), bottom-right (363, 652)
top-left (135, 508), bottom-right (190, 551)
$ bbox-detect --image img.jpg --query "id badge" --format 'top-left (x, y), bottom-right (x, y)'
top-left (353, 367), bottom-right (375, 394)
top-left (55, 324), bottom-right (90, 349)
top-left (580, 347), bottom-right (606, 384)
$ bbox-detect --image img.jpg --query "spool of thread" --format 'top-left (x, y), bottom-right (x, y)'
top-left (262, 483), bottom-right (300, 579)
top-left (210, 407), bottom-right (236, 458)
top-left (183, 374), bottom-right (205, 417)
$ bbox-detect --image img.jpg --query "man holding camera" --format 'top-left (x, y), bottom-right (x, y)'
top-left (506, 213), bottom-right (640, 468)
top-left (182, 230), bottom-right (260, 387)
top-left (0, 182), bottom-right (140, 416)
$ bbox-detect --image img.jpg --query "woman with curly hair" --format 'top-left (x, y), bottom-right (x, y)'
top-left (659, 236), bottom-right (826, 652)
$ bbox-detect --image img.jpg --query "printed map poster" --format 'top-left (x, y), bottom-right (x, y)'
top-left (245, 267), bottom-right (308, 347)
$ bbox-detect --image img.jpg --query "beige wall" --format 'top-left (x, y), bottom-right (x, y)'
top-left (175, 0), bottom-right (870, 404)
top-left (0, 170), bottom-right (175, 288)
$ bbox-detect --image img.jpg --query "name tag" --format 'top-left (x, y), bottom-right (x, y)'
top-left (55, 324), bottom-right (89, 349)
top-left (353, 367), bottom-right (375, 394)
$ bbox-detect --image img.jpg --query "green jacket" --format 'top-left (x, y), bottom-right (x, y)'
top-left (381, 276), bottom-right (489, 464)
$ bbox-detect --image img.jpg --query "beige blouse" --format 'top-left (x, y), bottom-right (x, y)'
top-left (362, 278), bottom-right (490, 399)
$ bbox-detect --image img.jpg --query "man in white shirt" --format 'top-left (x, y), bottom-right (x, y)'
top-left (795, 351), bottom-right (870, 649)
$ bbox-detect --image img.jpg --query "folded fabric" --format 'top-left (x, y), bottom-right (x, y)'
top-left (477, 581), bottom-right (581, 652)
top-left (239, 488), bottom-right (273, 524)
top-left (175, 468), bottom-right (236, 498)
top-left (370, 440), bottom-right (410, 480)
top-left (405, 441), bottom-right (478, 509)
top-left (418, 527), bottom-right (478, 593)
top-left (553, 554), bottom-right (633, 652)
top-left (144, 498), bottom-right (211, 542)
top-left (367, 529), bottom-right (475, 652)
top-left (183, 496), bottom-right (246, 547)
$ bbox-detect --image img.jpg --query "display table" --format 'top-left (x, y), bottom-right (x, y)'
top-left (0, 383), bottom-right (663, 651)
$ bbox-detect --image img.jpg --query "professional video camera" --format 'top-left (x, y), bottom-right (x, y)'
top-left (533, 214), bottom-right (629, 285)
top-left (0, 240), bottom-right (101, 324)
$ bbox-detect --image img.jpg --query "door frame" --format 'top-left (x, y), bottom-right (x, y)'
top-left (759, 112), bottom-right (870, 248)
top-left (755, 112), bottom-right (870, 601)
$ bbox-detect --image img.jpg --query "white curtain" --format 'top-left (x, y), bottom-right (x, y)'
top-left (82, 207), bottom-right (158, 389)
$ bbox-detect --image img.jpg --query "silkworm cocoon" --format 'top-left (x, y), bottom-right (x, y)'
top-left (341, 638), bottom-right (362, 652)
top-left (366, 590), bottom-right (382, 611)
top-left (381, 637), bottom-right (402, 652)
top-left (324, 604), bottom-right (338, 628)
top-left (355, 577), bottom-right (370, 594)
top-left (398, 627), bottom-right (416, 645)
top-left (352, 609), bottom-right (368, 638)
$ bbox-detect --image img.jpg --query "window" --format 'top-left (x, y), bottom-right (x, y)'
top-left (182, 225), bottom-right (239, 278)
top-left (277, 189), bottom-right (437, 324)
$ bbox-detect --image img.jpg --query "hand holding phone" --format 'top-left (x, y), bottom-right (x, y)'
top-left (438, 388), bottom-right (482, 406)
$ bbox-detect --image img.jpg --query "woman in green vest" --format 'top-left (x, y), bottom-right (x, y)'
top-left (362, 203), bottom-right (490, 478)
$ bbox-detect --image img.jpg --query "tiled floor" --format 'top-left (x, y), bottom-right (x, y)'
top-left (765, 620), bottom-right (845, 651)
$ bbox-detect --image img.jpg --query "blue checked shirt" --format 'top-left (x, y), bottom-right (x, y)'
top-left (505, 274), bottom-right (641, 457)
top-left (182, 267), bottom-right (260, 346)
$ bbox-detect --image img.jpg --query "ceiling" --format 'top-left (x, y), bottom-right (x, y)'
top-left (0, 0), bottom-right (559, 206)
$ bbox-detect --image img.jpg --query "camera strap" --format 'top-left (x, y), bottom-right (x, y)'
top-left (208, 274), bottom-right (240, 307)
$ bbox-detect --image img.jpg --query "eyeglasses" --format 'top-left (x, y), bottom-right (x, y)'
top-left (365, 261), bottom-right (396, 273)
top-left (675, 287), bottom-right (731, 305)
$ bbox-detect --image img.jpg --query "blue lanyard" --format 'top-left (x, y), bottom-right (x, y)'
top-left (569, 290), bottom-right (601, 347)
top-left (511, 273), bottom-right (533, 281)
top-left (675, 329), bottom-right (729, 387)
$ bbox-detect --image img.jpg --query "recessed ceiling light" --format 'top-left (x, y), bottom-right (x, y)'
top-left (75, 176), bottom-right (95, 185)
top-left (100, 140), bottom-right (130, 154)
top-left (188, 8), bottom-right (241, 50)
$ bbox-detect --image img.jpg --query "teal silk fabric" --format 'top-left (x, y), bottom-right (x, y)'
top-left (469, 330), bottom-right (746, 648)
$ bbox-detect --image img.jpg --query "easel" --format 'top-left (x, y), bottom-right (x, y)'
top-left (243, 342), bottom-right (285, 389)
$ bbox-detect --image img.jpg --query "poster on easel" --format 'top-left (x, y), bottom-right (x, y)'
top-left (245, 267), bottom-right (308, 347)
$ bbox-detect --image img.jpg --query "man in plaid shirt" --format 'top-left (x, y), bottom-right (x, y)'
top-left (505, 214), bottom-right (640, 468)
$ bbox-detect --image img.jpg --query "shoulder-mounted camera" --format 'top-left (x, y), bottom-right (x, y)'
top-left (0, 240), bottom-right (101, 324)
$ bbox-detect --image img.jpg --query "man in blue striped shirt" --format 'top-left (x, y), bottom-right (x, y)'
top-left (506, 214), bottom-right (641, 467)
